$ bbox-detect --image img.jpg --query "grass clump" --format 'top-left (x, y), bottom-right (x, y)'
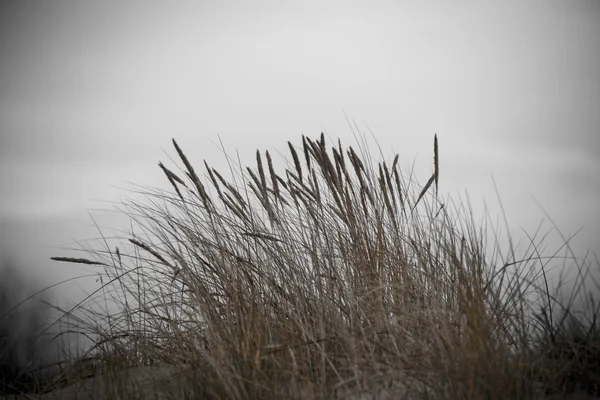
top-left (3, 131), bottom-right (598, 399)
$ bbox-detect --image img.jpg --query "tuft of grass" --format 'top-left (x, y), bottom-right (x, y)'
top-left (3, 132), bottom-right (598, 399)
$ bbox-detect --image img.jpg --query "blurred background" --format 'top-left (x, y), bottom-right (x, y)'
top-left (0, 0), bottom-right (598, 359)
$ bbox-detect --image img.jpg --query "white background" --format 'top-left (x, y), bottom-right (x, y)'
top-left (1, 1), bottom-right (598, 337)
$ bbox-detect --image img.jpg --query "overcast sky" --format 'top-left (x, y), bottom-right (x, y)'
top-left (1, 1), bottom-right (599, 328)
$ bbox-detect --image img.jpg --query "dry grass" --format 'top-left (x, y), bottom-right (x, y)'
top-left (2, 132), bottom-right (599, 399)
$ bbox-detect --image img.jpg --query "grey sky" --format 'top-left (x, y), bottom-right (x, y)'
top-left (1, 1), bottom-right (599, 323)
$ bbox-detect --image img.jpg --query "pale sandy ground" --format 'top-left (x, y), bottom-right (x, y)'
top-left (1, 365), bottom-right (599, 400)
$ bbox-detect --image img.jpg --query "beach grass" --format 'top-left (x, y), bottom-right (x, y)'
top-left (3, 132), bottom-right (599, 399)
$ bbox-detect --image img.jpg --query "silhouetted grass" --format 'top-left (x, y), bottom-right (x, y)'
top-left (3, 132), bottom-right (599, 399)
